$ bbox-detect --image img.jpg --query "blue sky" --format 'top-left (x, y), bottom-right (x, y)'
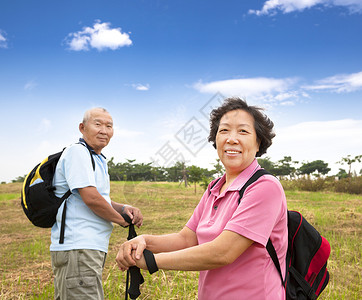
top-left (1, 0), bottom-right (362, 182)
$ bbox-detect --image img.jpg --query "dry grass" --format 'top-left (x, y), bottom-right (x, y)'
top-left (0, 182), bottom-right (361, 299)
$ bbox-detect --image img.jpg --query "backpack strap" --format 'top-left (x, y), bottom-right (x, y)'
top-left (58, 142), bottom-right (96, 244)
top-left (78, 139), bottom-right (96, 171)
top-left (288, 265), bottom-right (318, 300)
top-left (237, 169), bottom-right (286, 285)
top-left (209, 177), bottom-right (221, 196)
top-left (238, 169), bottom-right (270, 203)
top-left (59, 190), bottom-right (72, 244)
top-left (266, 239), bottom-right (284, 284)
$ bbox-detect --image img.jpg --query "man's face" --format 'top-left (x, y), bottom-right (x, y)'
top-left (79, 109), bottom-right (114, 154)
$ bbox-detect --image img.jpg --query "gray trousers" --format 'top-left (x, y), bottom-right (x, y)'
top-left (51, 249), bottom-right (107, 300)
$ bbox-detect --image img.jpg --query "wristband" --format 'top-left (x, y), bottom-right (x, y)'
top-left (143, 249), bottom-right (159, 274)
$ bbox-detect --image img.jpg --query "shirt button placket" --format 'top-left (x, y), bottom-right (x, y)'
top-left (211, 198), bottom-right (219, 221)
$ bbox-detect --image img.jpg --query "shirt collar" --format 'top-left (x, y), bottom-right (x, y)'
top-left (79, 138), bottom-right (106, 159)
top-left (210, 174), bottom-right (226, 197)
top-left (210, 159), bottom-right (260, 196)
top-left (229, 159), bottom-right (260, 191)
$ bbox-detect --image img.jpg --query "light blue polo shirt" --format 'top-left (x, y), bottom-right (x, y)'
top-left (50, 140), bottom-right (113, 253)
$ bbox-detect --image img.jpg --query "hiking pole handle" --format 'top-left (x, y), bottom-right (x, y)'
top-left (121, 212), bottom-right (133, 226)
top-left (121, 213), bottom-right (137, 240)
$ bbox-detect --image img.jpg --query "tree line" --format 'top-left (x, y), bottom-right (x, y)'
top-left (258, 154), bottom-right (362, 179)
top-left (107, 154), bottom-right (362, 184)
top-left (8, 154), bottom-right (361, 184)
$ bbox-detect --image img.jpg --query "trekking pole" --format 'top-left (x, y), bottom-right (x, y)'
top-left (121, 213), bottom-right (159, 300)
top-left (121, 213), bottom-right (144, 300)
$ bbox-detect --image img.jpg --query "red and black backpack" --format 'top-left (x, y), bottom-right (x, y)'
top-left (237, 169), bottom-right (331, 300)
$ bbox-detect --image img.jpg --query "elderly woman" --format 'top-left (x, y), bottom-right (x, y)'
top-left (116, 98), bottom-right (288, 299)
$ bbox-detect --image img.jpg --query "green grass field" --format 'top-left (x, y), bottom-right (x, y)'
top-left (0, 181), bottom-right (361, 299)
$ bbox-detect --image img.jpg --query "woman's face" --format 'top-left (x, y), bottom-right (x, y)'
top-left (216, 109), bottom-right (260, 178)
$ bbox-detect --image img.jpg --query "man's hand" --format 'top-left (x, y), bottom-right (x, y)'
top-left (122, 205), bottom-right (143, 227)
top-left (111, 201), bottom-right (143, 227)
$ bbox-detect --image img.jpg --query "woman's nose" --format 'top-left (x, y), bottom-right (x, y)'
top-left (226, 132), bottom-right (238, 144)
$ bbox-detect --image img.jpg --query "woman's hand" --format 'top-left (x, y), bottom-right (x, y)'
top-left (132, 251), bottom-right (147, 270)
top-left (116, 235), bottom-right (147, 271)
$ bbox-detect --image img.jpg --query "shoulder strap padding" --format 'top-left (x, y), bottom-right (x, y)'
top-left (236, 169), bottom-right (285, 283)
top-left (238, 169), bottom-right (270, 204)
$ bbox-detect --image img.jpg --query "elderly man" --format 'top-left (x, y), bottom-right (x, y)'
top-left (50, 107), bottom-right (143, 299)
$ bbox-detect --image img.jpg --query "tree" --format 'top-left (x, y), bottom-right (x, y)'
top-left (188, 165), bottom-right (204, 193)
top-left (131, 162), bottom-right (153, 181)
top-left (199, 176), bottom-right (211, 191)
top-left (273, 156), bottom-right (298, 178)
top-left (150, 166), bottom-right (167, 181)
top-left (257, 157), bottom-right (276, 174)
top-left (211, 159), bottom-right (224, 177)
top-left (108, 157), bottom-right (122, 181)
top-left (179, 161), bottom-right (189, 187)
top-left (166, 161), bottom-right (185, 182)
top-left (337, 155), bottom-right (362, 177)
top-left (108, 158), bottom-right (155, 181)
top-left (12, 175), bottom-right (26, 183)
top-left (336, 168), bottom-right (348, 179)
top-left (299, 160), bottom-right (330, 177)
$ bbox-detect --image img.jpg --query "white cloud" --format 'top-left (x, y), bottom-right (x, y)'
top-left (193, 77), bottom-right (300, 104)
top-left (36, 140), bottom-right (53, 153)
top-left (24, 80), bottom-right (37, 91)
top-left (249, 0), bottom-right (362, 16)
top-left (132, 83), bottom-right (150, 91)
top-left (279, 100), bottom-right (295, 106)
top-left (38, 119), bottom-right (52, 133)
top-left (304, 71), bottom-right (362, 93)
top-left (269, 119), bottom-right (362, 174)
top-left (0, 30), bottom-right (8, 48)
top-left (194, 71), bottom-right (362, 106)
top-left (65, 20), bottom-right (132, 51)
top-left (113, 126), bottom-right (144, 138)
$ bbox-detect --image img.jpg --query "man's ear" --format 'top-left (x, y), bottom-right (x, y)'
top-left (79, 123), bottom-right (85, 134)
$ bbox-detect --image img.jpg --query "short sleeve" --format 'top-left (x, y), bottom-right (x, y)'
top-left (61, 144), bottom-right (96, 192)
top-left (186, 188), bottom-right (211, 232)
top-left (224, 176), bottom-right (285, 246)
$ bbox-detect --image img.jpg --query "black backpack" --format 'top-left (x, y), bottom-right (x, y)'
top-left (237, 169), bottom-right (331, 300)
top-left (21, 143), bottom-right (95, 244)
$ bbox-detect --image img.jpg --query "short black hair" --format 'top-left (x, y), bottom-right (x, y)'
top-left (208, 97), bottom-right (275, 157)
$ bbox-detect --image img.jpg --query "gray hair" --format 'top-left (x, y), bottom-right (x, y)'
top-left (82, 107), bottom-right (109, 124)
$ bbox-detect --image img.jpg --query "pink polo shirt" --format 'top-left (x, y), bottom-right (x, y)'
top-left (186, 159), bottom-right (287, 300)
